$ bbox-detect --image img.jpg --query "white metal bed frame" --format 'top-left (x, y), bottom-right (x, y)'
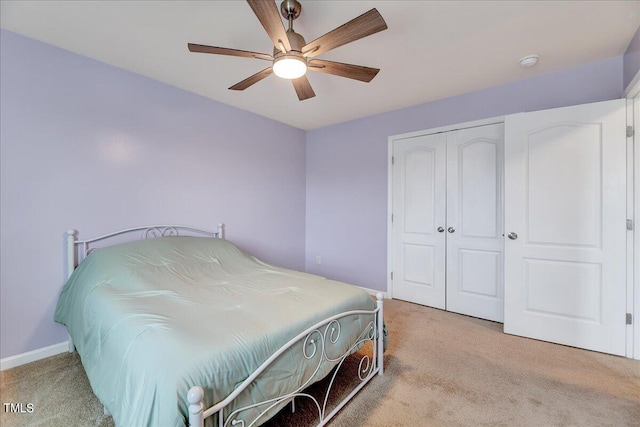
top-left (64, 224), bottom-right (384, 427)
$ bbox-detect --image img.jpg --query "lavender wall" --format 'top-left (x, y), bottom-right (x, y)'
top-left (624, 26), bottom-right (640, 91)
top-left (305, 56), bottom-right (624, 291)
top-left (0, 30), bottom-right (306, 359)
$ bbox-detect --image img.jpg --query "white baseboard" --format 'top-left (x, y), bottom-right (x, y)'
top-left (358, 286), bottom-right (388, 299)
top-left (0, 341), bottom-right (69, 371)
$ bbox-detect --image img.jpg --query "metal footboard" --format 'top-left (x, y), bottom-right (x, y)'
top-left (188, 294), bottom-right (384, 427)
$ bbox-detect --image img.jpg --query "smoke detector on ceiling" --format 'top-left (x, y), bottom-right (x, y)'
top-left (519, 54), bottom-right (540, 68)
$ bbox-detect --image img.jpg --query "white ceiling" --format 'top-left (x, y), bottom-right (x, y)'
top-left (2, 1), bottom-right (639, 130)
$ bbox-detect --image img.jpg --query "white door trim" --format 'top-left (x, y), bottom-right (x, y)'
top-left (624, 76), bottom-right (639, 360)
top-left (387, 115), bottom-right (504, 298)
top-left (635, 95), bottom-right (640, 360)
top-left (623, 70), bottom-right (640, 98)
top-left (627, 78), bottom-right (640, 360)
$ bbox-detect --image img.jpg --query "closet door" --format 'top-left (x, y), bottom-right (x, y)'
top-left (446, 124), bottom-right (504, 322)
top-left (504, 99), bottom-right (627, 356)
top-left (392, 133), bottom-right (447, 308)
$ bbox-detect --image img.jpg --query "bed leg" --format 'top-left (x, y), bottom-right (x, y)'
top-left (65, 230), bottom-right (78, 354)
top-left (188, 386), bottom-right (205, 427)
top-left (291, 397), bottom-right (295, 414)
top-left (376, 293), bottom-right (384, 376)
top-left (65, 229), bottom-right (77, 280)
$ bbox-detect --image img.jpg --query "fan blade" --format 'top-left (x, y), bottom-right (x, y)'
top-left (247, 0), bottom-right (291, 53)
top-left (292, 76), bottom-right (316, 100)
top-left (188, 43), bottom-right (272, 61)
top-left (302, 8), bottom-right (387, 58)
top-left (229, 67), bottom-right (273, 91)
top-left (309, 59), bottom-right (379, 83)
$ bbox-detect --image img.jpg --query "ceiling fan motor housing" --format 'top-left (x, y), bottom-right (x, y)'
top-left (274, 29), bottom-right (306, 56)
top-left (280, 0), bottom-right (302, 21)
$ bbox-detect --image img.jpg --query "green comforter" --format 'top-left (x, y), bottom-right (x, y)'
top-left (54, 236), bottom-right (376, 426)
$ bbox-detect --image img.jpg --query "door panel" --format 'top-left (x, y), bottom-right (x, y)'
top-left (526, 124), bottom-right (602, 247)
top-left (524, 259), bottom-right (601, 322)
top-left (459, 249), bottom-right (500, 297)
top-left (504, 99), bottom-right (626, 356)
top-left (446, 124), bottom-right (505, 322)
top-left (459, 140), bottom-right (498, 238)
top-left (404, 150), bottom-right (436, 233)
top-left (403, 244), bottom-right (434, 285)
top-left (392, 133), bottom-right (446, 308)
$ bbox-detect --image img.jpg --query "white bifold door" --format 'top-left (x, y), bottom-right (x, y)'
top-left (392, 132), bottom-right (447, 310)
top-left (504, 99), bottom-right (627, 356)
top-left (392, 123), bottom-right (504, 322)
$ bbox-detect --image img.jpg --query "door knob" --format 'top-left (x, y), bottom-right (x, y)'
top-left (447, 227), bottom-right (455, 233)
top-left (437, 226), bottom-right (445, 233)
top-left (508, 232), bottom-right (518, 240)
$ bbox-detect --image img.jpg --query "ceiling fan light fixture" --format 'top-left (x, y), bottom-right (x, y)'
top-left (273, 54), bottom-right (307, 79)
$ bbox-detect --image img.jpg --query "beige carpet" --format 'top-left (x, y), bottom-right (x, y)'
top-left (2, 299), bottom-right (639, 426)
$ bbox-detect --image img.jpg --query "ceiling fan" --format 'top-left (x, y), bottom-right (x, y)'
top-left (188, 0), bottom-right (388, 101)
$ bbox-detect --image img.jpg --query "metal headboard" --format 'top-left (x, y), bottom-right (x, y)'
top-left (65, 224), bottom-right (224, 277)
top-left (63, 223), bottom-right (224, 353)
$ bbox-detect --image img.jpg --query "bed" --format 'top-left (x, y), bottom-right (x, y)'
top-left (54, 224), bottom-right (384, 427)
